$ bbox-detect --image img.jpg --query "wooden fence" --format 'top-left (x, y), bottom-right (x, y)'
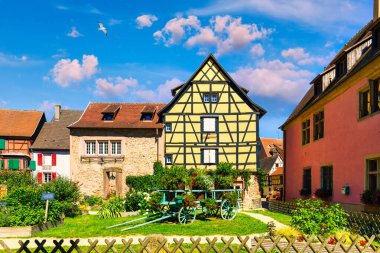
top-left (1, 235), bottom-right (380, 253)
top-left (268, 200), bottom-right (380, 236)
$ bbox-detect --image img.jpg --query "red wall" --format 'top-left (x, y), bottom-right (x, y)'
top-left (285, 78), bottom-right (380, 204)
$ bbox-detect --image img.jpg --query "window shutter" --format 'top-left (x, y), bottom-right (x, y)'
top-left (52, 172), bottom-right (57, 180)
top-left (52, 154), bottom-right (56, 166)
top-left (29, 161), bottom-right (36, 171)
top-left (37, 154), bottom-right (43, 166)
top-left (0, 160), bottom-right (3, 170)
top-left (0, 139), bottom-right (5, 150)
top-left (209, 118), bottom-right (216, 132)
top-left (209, 150), bottom-right (216, 164)
top-left (38, 172), bottom-right (43, 183)
top-left (203, 150), bottom-right (210, 164)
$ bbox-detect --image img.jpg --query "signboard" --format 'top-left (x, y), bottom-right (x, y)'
top-left (41, 193), bottom-right (55, 201)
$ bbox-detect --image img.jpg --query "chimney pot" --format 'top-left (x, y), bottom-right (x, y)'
top-left (55, 104), bottom-right (61, 121)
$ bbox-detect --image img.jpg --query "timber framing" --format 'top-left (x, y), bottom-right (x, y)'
top-left (159, 54), bottom-right (266, 171)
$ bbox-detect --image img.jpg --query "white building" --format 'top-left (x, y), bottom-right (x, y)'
top-left (30, 105), bottom-right (82, 183)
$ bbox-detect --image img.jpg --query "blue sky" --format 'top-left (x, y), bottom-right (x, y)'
top-left (0, 0), bottom-right (373, 137)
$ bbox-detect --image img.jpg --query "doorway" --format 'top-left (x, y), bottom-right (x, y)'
top-left (103, 168), bottom-right (123, 198)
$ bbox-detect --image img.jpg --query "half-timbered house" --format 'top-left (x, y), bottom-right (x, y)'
top-left (159, 54), bottom-right (266, 207)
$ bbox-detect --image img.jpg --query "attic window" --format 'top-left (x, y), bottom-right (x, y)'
top-left (102, 105), bottom-right (120, 121)
top-left (141, 113), bottom-right (153, 121)
top-left (141, 105), bottom-right (156, 121)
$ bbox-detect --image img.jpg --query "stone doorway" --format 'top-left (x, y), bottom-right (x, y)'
top-left (103, 168), bottom-right (123, 198)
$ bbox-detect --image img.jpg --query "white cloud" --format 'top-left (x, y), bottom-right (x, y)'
top-left (39, 100), bottom-right (57, 112)
top-left (109, 18), bottom-right (122, 26)
top-left (188, 0), bottom-right (369, 33)
top-left (95, 77), bottom-right (138, 98)
top-left (136, 14), bottom-right (158, 29)
top-left (281, 47), bottom-right (335, 66)
top-left (0, 52), bottom-right (30, 66)
top-left (135, 78), bottom-right (182, 102)
top-left (231, 59), bottom-right (313, 102)
top-left (250, 43), bottom-right (265, 56)
top-left (51, 54), bottom-right (98, 87)
top-left (155, 15), bottom-right (272, 56)
top-left (154, 16), bottom-right (200, 46)
top-left (67, 27), bottom-right (83, 38)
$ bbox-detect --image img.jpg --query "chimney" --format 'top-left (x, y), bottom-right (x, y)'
top-left (54, 104), bottom-right (61, 121)
top-left (375, 0), bottom-right (380, 20)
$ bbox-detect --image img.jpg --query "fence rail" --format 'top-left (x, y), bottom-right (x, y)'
top-left (268, 200), bottom-right (380, 236)
top-left (1, 235), bottom-right (380, 253)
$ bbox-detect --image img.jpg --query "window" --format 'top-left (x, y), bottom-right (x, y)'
top-left (367, 157), bottom-right (380, 192)
top-left (275, 163), bottom-right (279, 168)
top-left (44, 154), bottom-right (52, 166)
top-left (44, 173), bottom-right (52, 183)
top-left (302, 119), bottom-right (310, 145)
top-left (203, 94), bottom-right (210, 103)
top-left (141, 113), bottom-right (153, 121)
top-left (313, 111), bottom-right (324, 140)
top-left (202, 117), bottom-right (216, 132)
top-left (98, 141), bottom-right (109, 155)
top-left (86, 141), bottom-right (96, 155)
top-left (8, 159), bottom-right (19, 170)
top-left (370, 80), bottom-right (380, 114)
top-left (359, 89), bottom-right (370, 118)
top-left (165, 155), bottom-right (172, 164)
top-left (202, 149), bottom-right (217, 164)
top-left (102, 113), bottom-right (114, 121)
top-left (211, 94), bottom-right (218, 103)
top-left (111, 141), bottom-right (121, 155)
top-left (302, 168), bottom-right (312, 195)
top-left (165, 123), bottom-right (172, 133)
top-left (321, 166), bottom-right (333, 197)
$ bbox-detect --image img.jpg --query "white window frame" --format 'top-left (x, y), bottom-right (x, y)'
top-left (85, 141), bottom-right (96, 155)
top-left (202, 149), bottom-right (217, 164)
top-left (43, 172), bottom-right (52, 183)
top-left (111, 141), bottom-right (121, 155)
top-left (165, 123), bottom-right (172, 132)
top-left (204, 94), bottom-right (210, 103)
top-left (98, 141), bottom-right (109, 156)
top-left (211, 93), bottom-right (218, 103)
top-left (44, 154), bottom-right (52, 166)
top-left (165, 155), bottom-right (173, 164)
top-left (202, 117), bottom-right (216, 133)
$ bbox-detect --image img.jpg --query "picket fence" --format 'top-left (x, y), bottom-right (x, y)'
top-left (1, 235), bottom-right (380, 253)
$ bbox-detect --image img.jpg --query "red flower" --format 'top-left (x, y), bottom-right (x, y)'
top-left (359, 240), bottom-right (367, 246)
top-left (328, 237), bottom-right (336, 244)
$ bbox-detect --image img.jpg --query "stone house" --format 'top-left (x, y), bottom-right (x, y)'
top-left (30, 105), bottom-right (82, 183)
top-left (68, 102), bottom-right (165, 197)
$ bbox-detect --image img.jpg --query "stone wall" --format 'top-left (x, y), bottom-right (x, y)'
top-left (70, 128), bottom-right (164, 197)
top-left (243, 175), bottom-right (262, 209)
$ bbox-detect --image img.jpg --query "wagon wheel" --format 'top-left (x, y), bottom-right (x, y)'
top-left (178, 206), bottom-right (196, 224)
top-left (220, 199), bottom-right (239, 220)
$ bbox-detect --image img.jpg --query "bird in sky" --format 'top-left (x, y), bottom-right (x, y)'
top-left (97, 22), bottom-right (107, 36)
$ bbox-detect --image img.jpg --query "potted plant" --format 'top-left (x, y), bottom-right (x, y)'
top-left (361, 190), bottom-right (380, 214)
top-left (299, 188), bottom-right (311, 199)
top-left (314, 188), bottom-right (331, 200)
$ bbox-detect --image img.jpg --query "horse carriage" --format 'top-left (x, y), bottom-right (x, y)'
top-left (108, 188), bottom-right (242, 231)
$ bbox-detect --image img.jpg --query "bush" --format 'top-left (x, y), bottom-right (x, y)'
top-left (125, 191), bottom-right (146, 211)
top-left (84, 195), bottom-right (103, 206)
top-left (361, 190), bottom-right (380, 205)
top-left (0, 171), bottom-right (36, 192)
top-left (98, 197), bottom-right (125, 219)
top-left (291, 199), bottom-right (348, 235)
top-left (215, 162), bottom-right (235, 176)
top-left (189, 168), bottom-right (214, 190)
top-left (182, 193), bottom-right (197, 208)
top-left (42, 177), bottom-right (81, 217)
top-left (204, 198), bottom-right (218, 217)
top-left (145, 191), bottom-right (163, 213)
top-left (161, 166), bottom-right (188, 190)
top-left (153, 162), bottom-right (164, 176)
top-left (126, 175), bottom-right (162, 192)
top-left (215, 175), bottom-right (234, 189)
top-left (0, 207), bottom-right (11, 227)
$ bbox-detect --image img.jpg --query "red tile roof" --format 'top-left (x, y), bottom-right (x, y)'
top-left (68, 103), bottom-right (165, 129)
top-left (270, 167), bottom-right (284, 176)
top-left (260, 138), bottom-right (283, 158)
top-left (0, 109), bottom-right (45, 138)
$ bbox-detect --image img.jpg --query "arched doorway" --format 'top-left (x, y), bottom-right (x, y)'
top-left (103, 167), bottom-right (123, 198)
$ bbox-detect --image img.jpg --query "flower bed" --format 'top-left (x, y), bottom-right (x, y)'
top-left (0, 219), bottom-right (63, 237)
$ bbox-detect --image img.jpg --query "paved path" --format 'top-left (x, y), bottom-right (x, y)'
top-left (240, 211), bottom-right (289, 229)
top-left (0, 211), bottom-right (287, 249)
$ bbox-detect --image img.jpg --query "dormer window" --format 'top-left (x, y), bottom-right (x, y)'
top-left (322, 68), bottom-right (336, 91)
top-left (141, 105), bottom-right (157, 121)
top-left (101, 104), bottom-right (120, 121)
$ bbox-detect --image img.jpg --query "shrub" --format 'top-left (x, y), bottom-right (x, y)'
top-left (274, 227), bottom-right (302, 237)
top-left (146, 191), bottom-right (163, 213)
top-left (223, 191), bottom-right (239, 204)
top-left (189, 168), bottom-right (214, 190)
top-left (42, 177), bottom-right (81, 217)
top-left (153, 162), bottom-right (164, 176)
top-left (0, 171), bottom-right (36, 192)
top-left (98, 197), bottom-right (125, 219)
top-left (215, 162), bottom-right (235, 176)
top-left (291, 199), bottom-right (348, 235)
top-left (204, 198), bottom-right (218, 217)
top-left (256, 168), bottom-right (266, 194)
top-left (182, 193), bottom-right (197, 208)
top-left (161, 166), bottom-right (188, 190)
top-left (0, 207), bottom-right (11, 227)
top-left (215, 175), bottom-right (234, 189)
top-left (125, 191), bottom-right (146, 211)
top-left (126, 175), bottom-right (162, 192)
top-left (84, 195), bottom-right (103, 206)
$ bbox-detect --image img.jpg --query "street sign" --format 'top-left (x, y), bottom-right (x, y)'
top-left (41, 193), bottom-right (55, 201)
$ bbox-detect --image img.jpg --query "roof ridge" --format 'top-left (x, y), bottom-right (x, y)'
top-left (89, 102), bottom-right (167, 105)
top-left (0, 109), bottom-right (44, 113)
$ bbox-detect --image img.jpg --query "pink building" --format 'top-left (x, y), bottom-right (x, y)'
top-left (281, 5), bottom-right (380, 209)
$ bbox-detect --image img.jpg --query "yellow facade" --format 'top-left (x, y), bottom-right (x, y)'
top-left (160, 55), bottom-right (265, 171)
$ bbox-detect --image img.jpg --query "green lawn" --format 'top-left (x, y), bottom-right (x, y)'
top-left (33, 213), bottom-right (267, 238)
top-left (245, 210), bottom-right (291, 226)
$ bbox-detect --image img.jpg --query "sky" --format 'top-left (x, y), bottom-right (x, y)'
top-left (0, 0), bottom-right (373, 138)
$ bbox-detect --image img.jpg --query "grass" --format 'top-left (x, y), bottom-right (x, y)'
top-left (245, 210), bottom-right (292, 226)
top-left (33, 213), bottom-right (267, 238)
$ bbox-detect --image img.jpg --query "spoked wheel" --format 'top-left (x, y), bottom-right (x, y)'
top-left (220, 199), bottom-right (239, 220)
top-left (178, 206), bottom-right (196, 224)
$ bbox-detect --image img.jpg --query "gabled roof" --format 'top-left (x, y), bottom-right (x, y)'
top-left (171, 83), bottom-right (249, 96)
top-left (31, 110), bottom-right (83, 150)
top-left (260, 138), bottom-right (283, 158)
top-left (0, 109), bottom-right (46, 138)
top-left (259, 154), bottom-right (278, 174)
top-left (68, 103), bottom-right (165, 129)
top-left (273, 144), bottom-right (284, 161)
top-left (159, 54), bottom-right (266, 118)
top-left (270, 167), bottom-right (284, 176)
top-left (281, 19), bottom-right (380, 129)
